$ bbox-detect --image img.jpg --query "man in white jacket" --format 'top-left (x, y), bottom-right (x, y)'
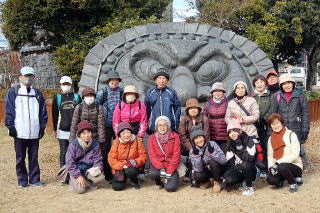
top-left (5, 67), bottom-right (48, 187)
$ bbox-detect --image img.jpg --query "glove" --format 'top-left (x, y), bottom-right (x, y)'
top-left (207, 142), bottom-right (215, 154)
top-left (160, 169), bottom-right (166, 179)
top-left (192, 145), bottom-right (199, 155)
top-left (269, 166), bottom-right (278, 175)
top-left (9, 127), bottom-right (17, 137)
top-left (126, 159), bottom-right (137, 168)
top-left (301, 132), bottom-right (308, 141)
top-left (39, 128), bottom-right (45, 139)
top-left (235, 138), bottom-right (243, 150)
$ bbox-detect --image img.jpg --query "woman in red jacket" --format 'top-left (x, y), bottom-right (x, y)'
top-left (148, 116), bottom-right (181, 192)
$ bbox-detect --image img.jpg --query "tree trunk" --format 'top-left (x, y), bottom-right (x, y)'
top-left (307, 41), bottom-right (320, 91)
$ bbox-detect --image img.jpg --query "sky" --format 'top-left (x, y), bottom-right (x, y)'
top-left (173, 0), bottom-right (198, 22)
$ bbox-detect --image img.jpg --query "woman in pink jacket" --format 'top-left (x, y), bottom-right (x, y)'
top-left (113, 85), bottom-right (148, 139)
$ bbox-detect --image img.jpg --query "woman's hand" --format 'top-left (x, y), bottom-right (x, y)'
top-left (76, 176), bottom-right (87, 188)
top-left (123, 165), bottom-right (128, 169)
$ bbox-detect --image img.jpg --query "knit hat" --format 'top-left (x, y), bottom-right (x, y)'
top-left (123, 85), bottom-right (140, 99)
top-left (77, 120), bottom-right (94, 135)
top-left (227, 119), bottom-right (242, 132)
top-left (265, 69), bottom-right (279, 78)
top-left (185, 98), bottom-right (202, 114)
top-left (117, 122), bottom-right (133, 136)
top-left (106, 70), bottom-right (122, 83)
top-left (155, 116), bottom-right (171, 129)
top-left (210, 82), bottom-right (226, 93)
top-left (153, 68), bottom-right (170, 80)
top-left (279, 73), bottom-right (295, 85)
top-left (81, 87), bottom-right (96, 98)
top-left (60, 76), bottom-right (72, 84)
top-left (252, 74), bottom-right (267, 87)
top-left (190, 125), bottom-right (206, 142)
top-left (20, 66), bottom-right (35, 75)
top-left (233, 81), bottom-right (248, 91)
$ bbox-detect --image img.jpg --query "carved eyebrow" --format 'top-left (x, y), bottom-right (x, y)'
top-left (186, 43), bottom-right (233, 71)
top-left (130, 42), bottom-right (178, 68)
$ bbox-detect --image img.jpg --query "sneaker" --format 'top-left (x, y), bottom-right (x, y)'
top-left (289, 184), bottom-right (298, 193)
top-left (132, 182), bottom-right (141, 190)
top-left (30, 181), bottom-right (44, 187)
top-left (212, 181), bottom-right (222, 193)
top-left (295, 177), bottom-right (304, 186)
top-left (242, 187), bottom-right (254, 196)
top-left (60, 180), bottom-right (68, 185)
top-left (17, 183), bottom-right (28, 188)
top-left (260, 171), bottom-right (267, 179)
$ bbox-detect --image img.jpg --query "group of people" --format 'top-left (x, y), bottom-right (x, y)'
top-left (5, 66), bottom-right (310, 196)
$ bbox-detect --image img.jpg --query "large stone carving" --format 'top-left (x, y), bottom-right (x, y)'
top-left (79, 23), bottom-right (274, 105)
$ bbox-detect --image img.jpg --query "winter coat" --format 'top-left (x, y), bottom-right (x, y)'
top-left (144, 86), bottom-right (181, 132)
top-left (189, 141), bottom-right (227, 172)
top-left (203, 97), bottom-right (228, 141)
top-left (148, 132), bottom-right (181, 175)
top-left (225, 131), bottom-right (256, 168)
top-left (178, 114), bottom-right (210, 155)
top-left (96, 86), bottom-right (123, 127)
top-left (112, 100), bottom-right (148, 138)
top-left (267, 127), bottom-right (303, 169)
top-left (225, 96), bottom-right (259, 138)
top-left (271, 88), bottom-right (310, 143)
top-left (108, 137), bottom-right (147, 174)
top-left (69, 102), bottom-right (105, 143)
top-left (65, 138), bottom-right (103, 179)
top-left (5, 83), bottom-right (48, 139)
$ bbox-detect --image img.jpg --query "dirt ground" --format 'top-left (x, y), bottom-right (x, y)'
top-left (1, 123), bottom-right (320, 213)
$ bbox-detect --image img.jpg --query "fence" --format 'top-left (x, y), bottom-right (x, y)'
top-left (0, 99), bottom-right (319, 133)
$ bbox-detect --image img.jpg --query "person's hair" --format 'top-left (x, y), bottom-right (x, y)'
top-left (226, 131), bottom-right (249, 151)
top-left (252, 74), bottom-right (268, 87)
top-left (266, 113), bottom-right (285, 126)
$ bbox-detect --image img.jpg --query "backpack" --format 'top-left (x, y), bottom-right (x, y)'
top-left (13, 85), bottom-right (42, 103)
top-left (57, 93), bottom-right (80, 109)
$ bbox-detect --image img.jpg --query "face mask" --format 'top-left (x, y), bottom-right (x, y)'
top-left (84, 97), bottom-right (95, 105)
top-left (21, 76), bottom-right (34, 85)
top-left (125, 94), bottom-right (136, 103)
top-left (61, 85), bottom-right (71, 93)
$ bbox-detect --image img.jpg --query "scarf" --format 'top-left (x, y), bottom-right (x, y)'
top-left (235, 96), bottom-right (244, 102)
top-left (270, 126), bottom-right (286, 159)
top-left (213, 96), bottom-right (225, 104)
top-left (268, 83), bottom-right (280, 94)
top-left (155, 130), bottom-right (172, 144)
top-left (77, 137), bottom-right (92, 152)
top-left (119, 134), bottom-right (136, 143)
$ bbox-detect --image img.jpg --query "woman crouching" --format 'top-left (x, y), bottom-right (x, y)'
top-left (108, 122), bottom-right (147, 191)
top-left (266, 113), bottom-right (303, 193)
top-left (66, 121), bottom-right (105, 194)
top-left (189, 126), bottom-right (226, 192)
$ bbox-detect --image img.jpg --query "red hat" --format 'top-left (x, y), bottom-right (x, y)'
top-left (77, 120), bottom-right (94, 135)
top-left (265, 70), bottom-right (278, 78)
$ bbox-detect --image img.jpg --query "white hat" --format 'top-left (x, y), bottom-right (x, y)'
top-left (155, 116), bottom-right (171, 129)
top-left (60, 76), bottom-right (72, 84)
top-left (233, 81), bottom-right (248, 91)
top-left (279, 73), bottom-right (295, 85)
top-left (20, 67), bottom-right (35, 75)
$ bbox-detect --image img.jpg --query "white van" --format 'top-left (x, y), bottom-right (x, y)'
top-left (287, 67), bottom-right (307, 89)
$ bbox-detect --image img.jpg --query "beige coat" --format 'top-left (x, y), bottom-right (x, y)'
top-left (267, 127), bottom-right (303, 169)
top-left (225, 96), bottom-right (259, 137)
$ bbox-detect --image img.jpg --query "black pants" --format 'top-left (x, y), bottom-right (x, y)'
top-left (14, 138), bottom-right (41, 185)
top-left (112, 167), bottom-right (139, 191)
top-left (149, 165), bottom-right (179, 192)
top-left (223, 161), bottom-right (256, 187)
top-left (267, 163), bottom-right (302, 185)
top-left (215, 140), bottom-right (228, 155)
top-left (58, 139), bottom-right (69, 167)
top-left (194, 160), bottom-right (222, 183)
top-left (256, 125), bottom-right (269, 168)
top-left (102, 127), bottom-right (114, 181)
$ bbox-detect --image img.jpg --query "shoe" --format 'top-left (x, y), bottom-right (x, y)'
top-left (60, 180), bottom-right (68, 185)
top-left (276, 180), bottom-right (285, 188)
top-left (260, 171), bottom-right (267, 179)
top-left (17, 183), bottom-right (28, 188)
top-left (212, 181), bottom-right (222, 193)
top-left (155, 179), bottom-right (164, 189)
top-left (289, 184), bottom-right (298, 193)
top-left (200, 181), bottom-right (211, 189)
top-left (242, 187), bottom-right (254, 196)
top-left (295, 177), bottom-right (304, 186)
top-left (30, 181), bottom-right (44, 187)
top-left (105, 177), bottom-right (113, 184)
top-left (132, 182), bottom-right (141, 190)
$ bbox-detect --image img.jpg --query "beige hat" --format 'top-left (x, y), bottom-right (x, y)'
top-left (279, 73), bottom-right (295, 85)
top-left (123, 85), bottom-right (140, 98)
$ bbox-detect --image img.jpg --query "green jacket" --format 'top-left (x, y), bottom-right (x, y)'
top-left (251, 90), bottom-right (272, 122)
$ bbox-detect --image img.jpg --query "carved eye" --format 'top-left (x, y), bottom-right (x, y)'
top-left (132, 59), bottom-right (164, 85)
top-left (196, 60), bottom-right (229, 86)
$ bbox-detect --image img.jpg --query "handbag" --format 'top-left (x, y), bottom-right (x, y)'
top-left (57, 165), bottom-right (70, 183)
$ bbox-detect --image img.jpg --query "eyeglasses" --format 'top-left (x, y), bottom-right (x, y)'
top-left (158, 124), bottom-right (168, 128)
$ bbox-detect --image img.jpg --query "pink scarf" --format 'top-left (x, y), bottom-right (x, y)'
top-left (155, 130), bottom-right (172, 144)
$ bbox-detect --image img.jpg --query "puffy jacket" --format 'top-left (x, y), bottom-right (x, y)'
top-left (96, 86), bottom-right (123, 127)
top-left (5, 84), bottom-right (48, 139)
top-left (108, 137), bottom-right (147, 174)
top-left (65, 138), bottom-right (103, 179)
top-left (178, 114), bottom-right (209, 155)
top-left (204, 97), bottom-right (228, 141)
top-left (144, 86), bottom-right (181, 132)
top-left (251, 90), bottom-right (272, 122)
top-left (225, 96), bottom-right (259, 138)
top-left (189, 141), bottom-right (227, 172)
top-left (113, 100), bottom-right (148, 138)
top-left (271, 88), bottom-right (310, 143)
top-left (267, 127), bottom-right (302, 169)
top-left (69, 103), bottom-right (105, 143)
top-left (148, 132), bottom-right (181, 175)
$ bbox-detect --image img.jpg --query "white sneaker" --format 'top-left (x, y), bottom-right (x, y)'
top-left (242, 187), bottom-right (254, 196)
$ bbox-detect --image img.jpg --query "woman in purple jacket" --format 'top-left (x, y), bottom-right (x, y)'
top-left (204, 82), bottom-right (229, 154)
top-left (66, 121), bottom-right (105, 194)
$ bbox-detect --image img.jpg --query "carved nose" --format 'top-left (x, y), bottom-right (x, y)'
top-left (169, 66), bottom-right (196, 106)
